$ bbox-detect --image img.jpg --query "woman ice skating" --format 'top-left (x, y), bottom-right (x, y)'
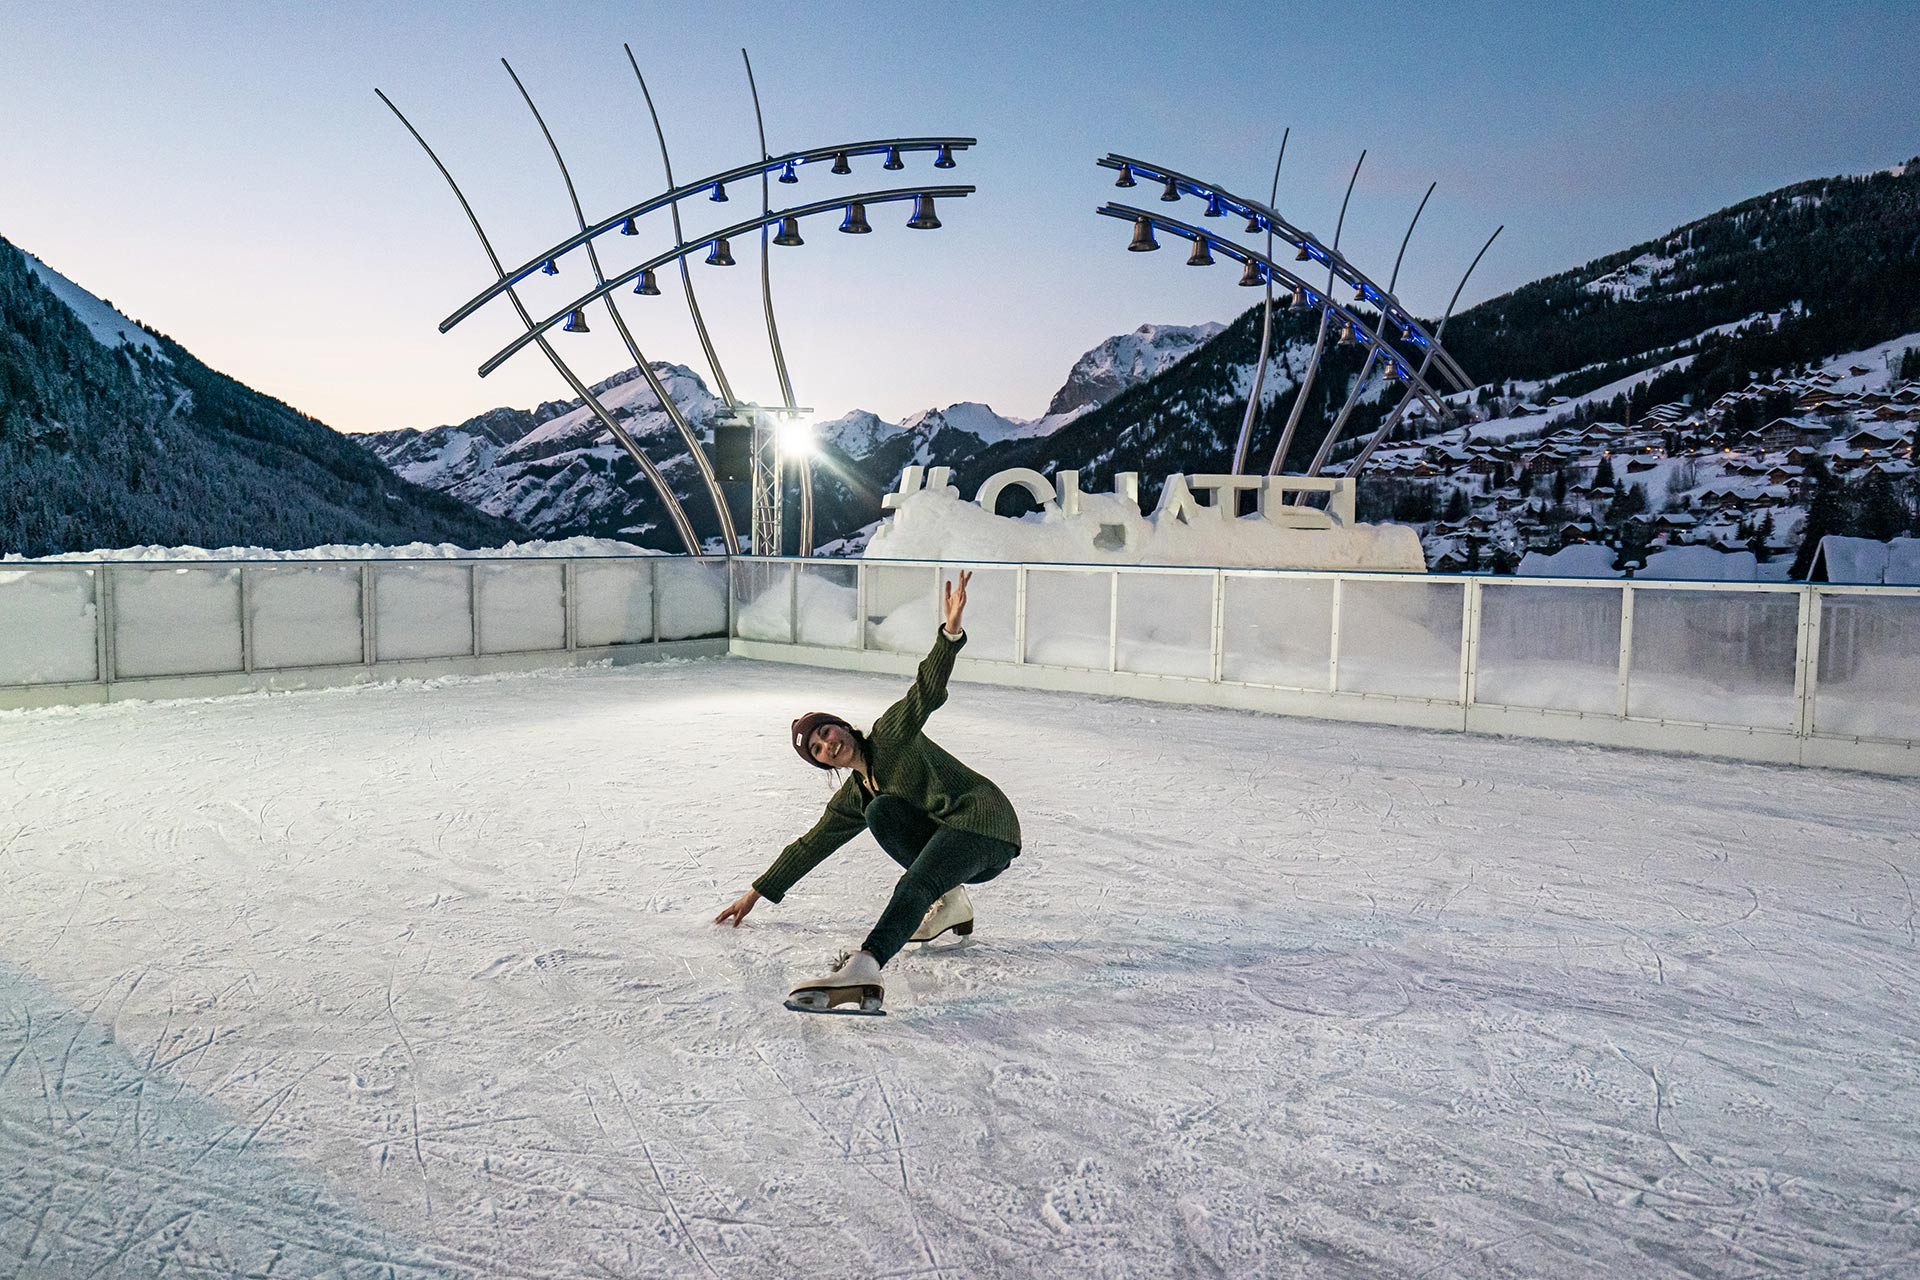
top-left (713, 571), bottom-right (1022, 1015)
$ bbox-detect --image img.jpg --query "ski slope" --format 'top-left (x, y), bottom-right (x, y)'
top-left (2, 658), bottom-right (1917, 1277)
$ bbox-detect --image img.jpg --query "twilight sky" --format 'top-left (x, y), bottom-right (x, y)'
top-left (3, 1), bottom-right (1916, 434)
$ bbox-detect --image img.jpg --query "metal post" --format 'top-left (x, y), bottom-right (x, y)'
top-left (1460, 579), bottom-right (1480, 709)
top-left (1210, 571), bottom-right (1226, 683)
top-left (1107, 572), bottom-right (1121, 673)
top-left (361, 564), bottom-right (377, 665)
top-left (239, 567), bottom-right (255, 675)
top-left (1015, 566), bottom-right (1029, 665)
top-left (649, 558), bottom-right (663, 646)
top-left (469, 564), bottom-right (482, 657)
top-left (1328, 576), bottom-right (1343, 693)
top-left (564, 560), bottom-right (578, 651)
top-left (93, 565), bottom-right (111, 687)
top-left (1794, 586), bottom-right (1822, 739)
top-left (856, 561), bottom-right (870, 652)
top-left (1617, 585), bottom-right (1636, 719)
top-left (788, 560), bottom-right (800, 647)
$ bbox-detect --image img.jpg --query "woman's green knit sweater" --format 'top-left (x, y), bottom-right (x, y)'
top-left (753, 629), bottom-right (1021, 903)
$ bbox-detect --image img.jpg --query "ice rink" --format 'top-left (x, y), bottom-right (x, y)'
top-left (2, 655), bottom-right (1917, 1277)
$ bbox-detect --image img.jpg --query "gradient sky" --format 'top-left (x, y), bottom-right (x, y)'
top-left (4, 1), bottom-right (1916, 435)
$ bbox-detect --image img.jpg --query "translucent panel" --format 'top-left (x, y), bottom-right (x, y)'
top-left (1814, 594), bottom-right (1920, 742)
top-left (1116, 572), bottom-right (1213, 679)
top-left (866, 563), bottom-right (939, 654)
top-left (1336, 579), bottom-right (1464, 701)
top-left (657, 558), bottom-right (727, 641)
top-left (0, 568), bottom-right (97, 685)
top-left (1023, 570), bottom-right (1113, 670)
top-left (1221, 575), bottom-right (1332, 689)
top-left (575, 560), bottom-right (654, 647)
top-left (1626, 589), bottom-right (1799, 729)
top-left (731, 561), bottom-right (793, 642)
top-left (795, 563), bottom-right (859, 648)
top-left (477, 563), bottom-right (566, 654)
top-left (250, 566), bottom-right (362, 670)
top-left (937, 564), bottom-right (1016, 662)
top-left (1475, 584), bottom-right (1623, 714)
top-left (114, 566), bottom-right (244, 678)
top-left (374, 565), bottom-right (472, 662)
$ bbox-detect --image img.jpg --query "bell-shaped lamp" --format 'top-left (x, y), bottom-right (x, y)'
top-left (710, 181), bottom-right (729, 203)
top-left (933, 144), bottom-right (956, 169)
top-left (839, 202), bottom-right (872, 234)
top-left (772, 216), bottom-right (804, 247)
top-left (562, 308), bottom-right (589, 334)
top-left (883, 146), bottom-right (904, 171)
top-left (1238, 259), bottom-right (1265, 287)
top-left (830, 151), bottom-right (851, 175)
top-left (1160, 176), bottom-right (1180, 202)
top-left (1114, 164), bottom-right (1136, 188)
top-left (620, 216), bottom-right (639, 236)
top-left (906, 194), bottom-right (941, 229)
top-left (1186, 237), bottom-right (1215, 267)
top-left (705, 238), bottom-right (736, 267)
top-left (634, 268), bottom-right (660, 296)
top-left (540, 257), bottom-right (559, 276)
top-left (778, 159), bottom-right (798, 184)
top-left (1127, 216), bottom-right (1159, 252)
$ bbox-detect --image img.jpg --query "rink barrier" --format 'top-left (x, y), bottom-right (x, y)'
top-left (725, 557), bottom-right (1920, 779)
top-left (0, 555), bottom-right (731, 708)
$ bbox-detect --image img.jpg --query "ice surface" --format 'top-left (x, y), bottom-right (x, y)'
top-left (2, 660), bottom-right (1917, 1276)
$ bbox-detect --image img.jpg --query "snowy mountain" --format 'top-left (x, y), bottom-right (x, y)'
top-left (1045, 321), bottom-right (1225, 416)
top-left (359, 322), bottom-right (1224, 550)
top-left (0, 235), bottom-right (526, 557)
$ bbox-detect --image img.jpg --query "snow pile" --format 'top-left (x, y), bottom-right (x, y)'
top-left (1517, 543), bottom-right (1622, 578)
top-left (866, 487), bottom-right (1426, 573)
top-left (1817, 535), bottom-right (1920, 585)
top-left (19, 252), bottom-right (163, 358)
top-left (1639, 545), bottom-right (1759, 582)
top-left (5, 536), bottom-right (660, 563)
top-left (1581, 250), bottom-right (1679, 301)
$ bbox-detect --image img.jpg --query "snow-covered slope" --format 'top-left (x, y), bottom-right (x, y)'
top-left (1046, 321), bottom-right (1226, 416)
top-left (17, 251), bottom-right (163, 358)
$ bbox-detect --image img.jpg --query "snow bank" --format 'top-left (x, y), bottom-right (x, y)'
top-left (1640, 545), bottom-right (1759, 582)
top-left (866, 487), bottom-right (1426, 573)
top-left (1517, 544), bottom-right (1622, 578)
top-left (5, 536), bottom-right (661, 563)
top-left (1817, 535), bottom-right (1920, 585)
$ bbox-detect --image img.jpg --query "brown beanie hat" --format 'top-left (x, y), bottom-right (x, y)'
top-left (791, 712), bottom-right (855, 768)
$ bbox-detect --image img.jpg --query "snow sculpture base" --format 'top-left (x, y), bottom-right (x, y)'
top-left (866, 469), bottom-right (1424, 572)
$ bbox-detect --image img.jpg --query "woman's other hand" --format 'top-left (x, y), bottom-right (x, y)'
top-left (942, 570), bottom-right (972, 635)
top-left (714, 888), bottom-right (761, 927)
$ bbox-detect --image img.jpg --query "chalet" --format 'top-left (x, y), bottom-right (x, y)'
top-left (1764, 464), bottom-right (1805, 486)
top-left (1626, 458), bottom-right (1660, 473)
top-left (1746, 416), bottom-right (1834, 451)
top-left (1847, 364), bottom-right (1872, 378)
top-left (1848, 424), bottom-right (1908, 450)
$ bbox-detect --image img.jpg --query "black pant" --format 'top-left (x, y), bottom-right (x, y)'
top-left (860, 795), bottom-right (1016, 966)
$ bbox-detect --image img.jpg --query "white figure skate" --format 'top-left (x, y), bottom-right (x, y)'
top-left (785, 949), bottom-right (886, 1016)
top-left (911, 886), bottom-right (974, 944)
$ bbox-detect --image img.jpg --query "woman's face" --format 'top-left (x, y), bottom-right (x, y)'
top-left (807, 722), bottom-right (858, 769)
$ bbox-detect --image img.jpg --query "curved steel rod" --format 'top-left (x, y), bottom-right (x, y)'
top-left (441, 134), bottom-right (976, 332)
top-left (1266, 150), bottom-right (1363, 476)
top-left (1348, 224), bottom-right (1503, 479)
top-left (1100, 153), bottom-right (1471, 392)
top-left (742, 48), bottom-right (810, 557)
top-left (1231, 130), bottom-right (1286, 476)
top-left (1100, 203), bottom-right (1448, 422)
top-left (626, 46), bottom-right (736, 407)
top-left (484, 187), bottom-right (976, 377)
top-left (1305, 181), bottom-right (1437, 479)
top-left (501, 61), bottom-right (738, 554)
top-left (374, 89), bottom-right (701, 556)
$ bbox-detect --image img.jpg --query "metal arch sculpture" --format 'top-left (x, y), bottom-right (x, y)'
top-left (1098, 148), bottom-right (1496, 491)
top-left (385, 54), bottom-right (978, 558)
top-left (376, 89), bottom-right (704, 555)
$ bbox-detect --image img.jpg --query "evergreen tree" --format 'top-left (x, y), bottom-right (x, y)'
top-left (1857, 472), bottom-right (1910, 541)
top-left (1792, 466), bottom-right (1846, 577)
top-left (1552, 468), bottom-right (1568, 503)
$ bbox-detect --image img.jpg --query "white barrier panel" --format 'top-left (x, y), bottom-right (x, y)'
top-left (115, 566), bottom-right (244, 678)
top-left (1627, 588), bottom-right (1800, 731)
top-left (1221, 574), bottom-right (1332, 690)
top-left (0, 567), bottom-right (97, 685)
top-left (1117, 570), bottom-right (1212, 679)
top-left (1814, 591), bottom-right (1920, 742)
top-left (374, 564), bottom-right (472, 662)
top-left (731, 560), bottom-right (794, 643)
top-left (576, 560), bottom-right (654, 647)
top-left (656, 559), bottom-right (728, 640)
top-left (1025, 568), bottom-right (1113, 670)
top-left (1477, 583), bottom-right (1622, 715)
top-left (728, 557), bottom-right (1920, 778)
top-left (251, 566), bottom-right (363, 670)
top-left (478, 562), bottom-right (566, 655)
top-left (1337, 579), bottom-right (1464, 702)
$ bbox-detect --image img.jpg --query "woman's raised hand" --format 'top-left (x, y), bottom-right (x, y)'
top-left (714, 888), bottom-right (761, 927)
top-left (942, 570), bottom-right (972, 635)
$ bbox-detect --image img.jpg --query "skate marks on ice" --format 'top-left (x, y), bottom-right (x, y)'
top-left (1, 658), bottom-right (1918, 1275)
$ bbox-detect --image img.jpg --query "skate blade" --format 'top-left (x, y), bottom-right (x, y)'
top-left (784, 996), bottom-right (886, 1017)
